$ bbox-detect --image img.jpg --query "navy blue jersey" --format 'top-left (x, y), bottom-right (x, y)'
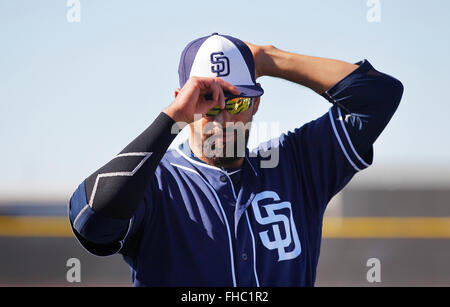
top-left (69, 59), bottom-right (403, 286)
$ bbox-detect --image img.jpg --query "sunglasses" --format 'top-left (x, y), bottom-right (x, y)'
top-left (205, 97), bottom-right (253, 117)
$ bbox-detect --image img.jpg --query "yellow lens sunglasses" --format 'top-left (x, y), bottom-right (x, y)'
top-left (205, 97), bottom-right (253, 117)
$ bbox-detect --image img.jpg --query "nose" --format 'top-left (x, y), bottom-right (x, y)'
top-left (213, 108), bottom-right (234, 127)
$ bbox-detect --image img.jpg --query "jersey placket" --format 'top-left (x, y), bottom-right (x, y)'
top-left (218, 158), bottom-right (262, 287)
top-left (176, 142), bottom-right (261, 286)
top-left (234, 157), bottom-right (262, 286)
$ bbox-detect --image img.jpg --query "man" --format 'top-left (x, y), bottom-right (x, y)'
top-left (68, 33), bottom-right (403, 286)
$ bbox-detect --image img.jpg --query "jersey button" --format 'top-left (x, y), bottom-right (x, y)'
top-left (220, 175), bottom-right (227, 182)
top-left (242, 253), bottom-right (248, 261)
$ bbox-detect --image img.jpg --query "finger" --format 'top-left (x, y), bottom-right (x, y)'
top-left (209, 79), bottom-right (225, 109)
top-left (199, 80), bottom-right (220, 112)
top-left (215, 78), bottom-right (241, 95)
top-left (218, 83), bottom-right (225, 109)
top-left (197, 79), bottom-right (215, 103)
top-left (212, 79), bottom-right (219, 104)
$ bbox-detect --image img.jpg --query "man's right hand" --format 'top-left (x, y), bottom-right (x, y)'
top-left (163, 77), bottom-right (240, 125)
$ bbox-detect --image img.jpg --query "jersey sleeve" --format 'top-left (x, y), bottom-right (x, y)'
top-left (68, 112), bottom-right (177, 256)
top-left (68, 178), bottom-right (153, 257)
top-left (321, 59), bottom-right (404, 159)
top-left (262, 59), bottom-right (403, 217)
top-left (278, 108), bottom-right (365, 217)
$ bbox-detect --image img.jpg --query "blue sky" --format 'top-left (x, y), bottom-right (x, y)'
top-left (1, 0), bottom-right (449, 197)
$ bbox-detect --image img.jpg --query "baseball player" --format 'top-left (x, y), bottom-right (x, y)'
top-left (68, 33), bottom-right (403, 286)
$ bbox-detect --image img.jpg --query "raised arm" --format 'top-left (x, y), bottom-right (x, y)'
top-left (69, 77), bottom-right (240, 254)
top-left (246, 43), bottom-right (404, 159)
top-left (246, 43), bottom-right (403, 216)
top-left (246, 43), bottom-right (358, 94)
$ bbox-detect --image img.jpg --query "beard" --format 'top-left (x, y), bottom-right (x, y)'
top-left (202, 126), bottom-right (251, 167)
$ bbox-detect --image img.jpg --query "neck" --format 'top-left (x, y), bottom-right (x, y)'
top-left (188, 137), bottom-right (245, 169)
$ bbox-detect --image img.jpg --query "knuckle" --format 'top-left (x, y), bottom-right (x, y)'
top-left (190, 77), bottom-right (200, 86)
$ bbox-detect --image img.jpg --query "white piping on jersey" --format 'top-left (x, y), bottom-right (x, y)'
top-left (118, 218), bottom-right (134, 253)
top-left (328, 109), bottom-right (361, 172)
top-left (245, 210), bottom-right (260, 287)
top-left (245, 156), bottom-right (258, 176)
top-left (220, 171), bottom-right (238, 239)
top-left (169, 162), bottom-right (237, 287)
top-left (176, 146), bottom-right (258, 177)
top-left (175, 147), bottom-right (223, 172)
top-left (88, 152), bottom-right (153, 208)
top-left (337, 107), bottom-right (370, 168)
top-left (221, 172), bottom-right (238, 202)
top-left (175, 143), bottom-right (260, 286)
top-left (225, 169), bottom-right (241, 176)
top-left (224, 170), bottom-right (261, 288)
top-left (73, 204), bottom-right (89, 229)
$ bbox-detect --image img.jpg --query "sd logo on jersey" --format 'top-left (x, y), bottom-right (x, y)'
top-left (251, 191), bottom-right (301, 261)
top-left (210, 52), bottom-right (230, 77)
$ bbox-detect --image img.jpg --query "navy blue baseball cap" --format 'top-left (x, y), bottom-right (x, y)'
top-left (178, 32), bottom-right (264, 98)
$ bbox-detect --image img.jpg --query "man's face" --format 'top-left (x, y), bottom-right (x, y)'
top-left (175, 89), bottom-right (260, 166)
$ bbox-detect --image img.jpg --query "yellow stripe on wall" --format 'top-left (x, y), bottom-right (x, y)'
top-left (1, 216), bottom-right (450, 238)
top-left (323, 217), bottom-right (450, 238)
top-left (0, 216), bottom-right (73, 237)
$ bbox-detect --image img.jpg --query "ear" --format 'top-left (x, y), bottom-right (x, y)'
top-left (174, 88), bottom-right (181, 98)
top-left (252, 96), bottom-right (261, 115)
